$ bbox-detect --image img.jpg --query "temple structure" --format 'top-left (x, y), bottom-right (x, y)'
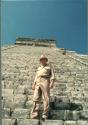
top-left (1, 39), bottom-right (88, 125)
top-left (15, 37), bottom-right (56, 47)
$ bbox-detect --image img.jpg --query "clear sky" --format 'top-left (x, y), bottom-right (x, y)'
top-left (1, 0), bottom-right (87, 54)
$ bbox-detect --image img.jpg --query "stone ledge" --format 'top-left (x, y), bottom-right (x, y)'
top-left (17, 119), bottom-right (39, 125)
top-left (1, 45), bottom-right (19, 51)
top-left (41, 120), bottom-right (64, 125)
top-left (2, 119), bottom-right (88, 125)
top-left (2, 119), bottom-right (15, 125)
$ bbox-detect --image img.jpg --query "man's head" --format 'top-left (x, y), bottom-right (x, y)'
top-left (39, 55), bottom-right (48, 66)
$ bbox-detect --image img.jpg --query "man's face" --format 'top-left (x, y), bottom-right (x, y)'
top-left (40, 58), bottom-right (47, 66)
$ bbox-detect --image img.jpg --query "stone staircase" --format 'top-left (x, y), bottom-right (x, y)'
top-left (1, 45), bottom-right (88, 125)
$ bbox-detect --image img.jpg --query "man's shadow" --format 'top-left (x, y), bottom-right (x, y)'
top-left (48, 96), bottom-right (83, 119)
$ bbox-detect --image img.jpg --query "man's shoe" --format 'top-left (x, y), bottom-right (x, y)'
top-left (42, 114), bottom-right (47, 120)
top-left (30, 112), bottom-right (38, 119)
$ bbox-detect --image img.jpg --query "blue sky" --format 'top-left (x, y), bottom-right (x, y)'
top-left (1, 0), bottom-right (87, 54)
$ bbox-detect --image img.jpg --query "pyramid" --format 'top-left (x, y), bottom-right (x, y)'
top-left (1, 42), bottom-right (88, 125)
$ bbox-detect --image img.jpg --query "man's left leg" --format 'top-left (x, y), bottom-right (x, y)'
top-left (41, 86), bottom-right (50, 119)
top-left (31, 86), bottom-right (42, 119)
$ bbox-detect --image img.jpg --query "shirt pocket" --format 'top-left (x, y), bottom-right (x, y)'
top-left (44, 67), bottom-right (51, 74)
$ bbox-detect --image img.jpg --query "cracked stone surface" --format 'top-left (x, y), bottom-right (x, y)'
top-left (1, 45), bottom-right (88, 125)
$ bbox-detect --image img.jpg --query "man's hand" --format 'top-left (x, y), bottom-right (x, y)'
top-left (32, 83), bottom-right (35, 90)
top-left (49, 83), bottom-right (54, 89)
top-left (49, 80), bottom-right (54, 89)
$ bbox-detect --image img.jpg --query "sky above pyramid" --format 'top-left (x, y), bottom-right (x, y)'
top-left (1, 0), bottom-right (87, 54)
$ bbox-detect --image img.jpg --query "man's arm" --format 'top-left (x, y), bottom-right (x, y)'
top-left (32, 72), bottom-right (37, 90)
top-left (50, 64), bottom-right (55, 89)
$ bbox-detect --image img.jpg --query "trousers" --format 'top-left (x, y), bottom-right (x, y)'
top-left (31, 77), bottom-right (50, 118)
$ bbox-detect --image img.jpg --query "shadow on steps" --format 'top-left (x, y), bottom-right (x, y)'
top-left (50, 101), bottom-right (83, 110)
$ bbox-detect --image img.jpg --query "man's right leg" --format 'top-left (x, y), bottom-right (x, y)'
top-left (31, 85), bottom-right (42, 119)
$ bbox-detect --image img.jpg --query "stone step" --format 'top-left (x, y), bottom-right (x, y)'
top-left (11, 108), bottom-right (30, 119)
top-left (2, 94), bottom-right (28, 109)
top-left (2, 119), bottom-right (88, 125)
top-left (2, 86), bottom-right (33, 95)
top-left (2, 94), bottom-right (86, 110)
top-left (3, 108), bottom-right (88, 120)
top-left (3, 88), bottom-right (86, 100)
top-left (2, 89), bottom-right (14, 96)
top-left (3, 99), bottom-right (84, 111)
top-left (49, 110), bottom-right (88, 120)
top-left (2, 108), bottom-right (31, 119)
top-left (3, 83), bottom-right (87, 95)
top-left (41, 120), bottom-right (88, 125)
top-left (13, 85), bottom-right (32, 95)
top-left (3, 71), bottom-right (88, 77)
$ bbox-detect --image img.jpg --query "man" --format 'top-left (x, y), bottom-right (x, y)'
top-left (31, 55), bottom-right (55, 119)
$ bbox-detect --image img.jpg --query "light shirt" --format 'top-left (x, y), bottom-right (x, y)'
top-left (34, 63), bottom-right (55, 84)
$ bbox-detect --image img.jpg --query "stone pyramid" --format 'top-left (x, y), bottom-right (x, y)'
top-left (1, 44), bottom-right (88, 125)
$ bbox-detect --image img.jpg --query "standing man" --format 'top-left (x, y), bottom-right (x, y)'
top-left (31, 55), bottom-right (55, 119)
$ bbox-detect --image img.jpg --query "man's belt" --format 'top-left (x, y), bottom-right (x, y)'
top-left (40, 76), bottom-right (50, 78)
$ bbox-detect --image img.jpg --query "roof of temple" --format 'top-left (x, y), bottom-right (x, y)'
top-left (16, 37), bottom-right (56, 43)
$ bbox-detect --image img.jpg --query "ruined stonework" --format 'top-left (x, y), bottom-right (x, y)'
top-left (15, 37), bottom-right (56, 47)
top-left (1, 43), bottom-right (88, 125)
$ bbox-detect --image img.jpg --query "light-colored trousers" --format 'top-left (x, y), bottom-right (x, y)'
top-left (31, 77), bottom-right (50, 117)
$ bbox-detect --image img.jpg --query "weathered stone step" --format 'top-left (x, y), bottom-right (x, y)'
top-left (1, 70), bottom-right (86, 77)
top-left (2, 86), bottom-right (33, 95)
top-left (2, 89), bottom-right (14, 96)
top-left (11, 108), bottom-right (30, 119)
top-left (49, 110), bottom-right (88, 120)
top-left (2, 119), bottom-right (88, 125)
top-left (13, 85), bottom-right (32, 95)
top-left (2, 94), bottom-right (28, 109)
top-left (2, 108), bottom-right (30, 119)
top-left (3, 100), bottom-right (84, 111)
top-left (3, 93), bottom-right (86, 110)
top-left (64, 120), bottom-right (88, 125)
top-left (3, 108), bottom-right (88, 120)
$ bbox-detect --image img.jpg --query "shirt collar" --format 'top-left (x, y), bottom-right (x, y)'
top-left (41, 64), bottom-right (48, 68)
